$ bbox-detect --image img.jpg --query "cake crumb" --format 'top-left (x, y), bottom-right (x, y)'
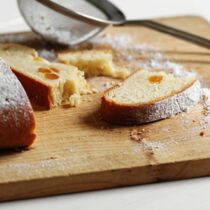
top-left (129, 129), bottom-right (145, 142)
top-left (48, 156), bottom-right (57, 160)
top-left (200, 131), bottom-right (205, 137)
top-left (202, 107), bottom-right (209, 116)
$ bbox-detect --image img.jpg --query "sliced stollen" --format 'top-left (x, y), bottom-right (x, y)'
top-left (101, 70), bottom-right (201, 125)
top-left (57, 49), bottom-right (129, 79)
top-left (0, 43), bottom-right (91, 109)
top-left (0, 58), bottom-right (36, 149)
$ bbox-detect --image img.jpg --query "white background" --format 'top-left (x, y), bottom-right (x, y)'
top-left (1, 0), bottom-right (210, 209)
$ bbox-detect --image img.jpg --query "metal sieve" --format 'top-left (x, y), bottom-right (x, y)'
top-left (18, 0), bottom-right (210, 48)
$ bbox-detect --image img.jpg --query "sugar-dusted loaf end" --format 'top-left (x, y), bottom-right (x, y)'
top-left (0, 58), bottom-right (36, 149)
top-left (57, 49), bottom-right (129, 79)
top-left (0, 43), bottom-right (91, 109)
top-left (101, 70), bottom-right (201, 125)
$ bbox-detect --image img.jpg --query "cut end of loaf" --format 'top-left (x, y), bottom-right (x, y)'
top-left (0, 43), bottom-right (91, 108)
top-left (47, 63), bottom-right (91, 107)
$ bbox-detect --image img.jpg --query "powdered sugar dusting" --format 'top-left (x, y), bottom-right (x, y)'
top-left (0, 58), bottom-right (33, 131)
top-left (138, 141), bottom-right (166, 152)
top-left (38, 48), bottom-right (56, 61)
top-left (91, 33), bottom-right (133, 49)
top-left (200, 88), bottom-right (210, 124)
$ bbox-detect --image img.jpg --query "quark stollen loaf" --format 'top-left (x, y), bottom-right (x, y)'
top-left (101, 70), bottom-right (201, 125)
top-left (57, 49), bottom-right (129, 79)
top-left (0, 44), bottom-right (91, 109)
top-left (0, 58), bottom-right (36, 149)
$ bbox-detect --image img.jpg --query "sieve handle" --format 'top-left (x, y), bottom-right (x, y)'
top-left (121, 19), bottom-right (210, 49)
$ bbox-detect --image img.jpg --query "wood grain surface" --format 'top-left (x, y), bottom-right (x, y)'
top-left (1, 16), bottom-right (210, 202)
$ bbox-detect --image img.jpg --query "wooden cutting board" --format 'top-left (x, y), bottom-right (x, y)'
top-left (1, 15), bottom-right (210, 202)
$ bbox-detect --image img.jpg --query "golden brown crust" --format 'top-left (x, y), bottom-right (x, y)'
top-left (0, 60), bottom-right (36, 149)
top-left (0, 111), bottom-right (36, 149)
top-left (12, 68), bottom-right (52, 109)
top-left (101, 96), bottom-right (145, 125)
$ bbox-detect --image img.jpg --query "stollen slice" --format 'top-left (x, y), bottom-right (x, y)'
top-left (101, 70), bottom-right (201, 125)
top-left (0, 43), bottom-right (91, 109)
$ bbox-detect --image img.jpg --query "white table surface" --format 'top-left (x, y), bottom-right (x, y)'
top-left (1, 0), bottom-right (210, 209)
